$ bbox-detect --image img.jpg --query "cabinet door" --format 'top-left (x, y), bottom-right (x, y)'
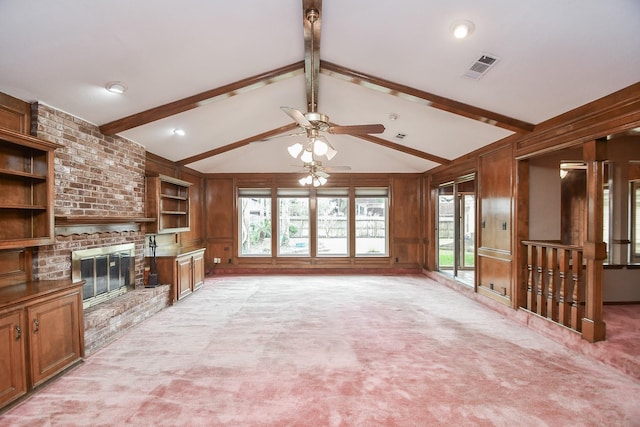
top-left (0, 309), bottom-right (26, 407)
top-left (192, 252), bottom-right (205, 291)
top-left (28, 293), bottom-right (82, 387)
top-left (176, 257), bottom-right (193, 300)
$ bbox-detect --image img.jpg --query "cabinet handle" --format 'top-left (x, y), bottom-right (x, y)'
top-left (15, 325), bottom-right (22, 341)
top-left (33, 319), bottom-right (39, 334)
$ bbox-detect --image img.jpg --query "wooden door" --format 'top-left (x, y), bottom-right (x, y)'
top-left (0, 309), bottom-right (26, 407)
top-left (27, 293), bottom-right (82, 387)
top-left (176, 256), bottom-right (193, 300)
top-left (192, 252), bottom-right (205, 291)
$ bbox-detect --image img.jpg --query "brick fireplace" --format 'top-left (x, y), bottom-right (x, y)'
top-left (29, 102), bottom-right (172, 355)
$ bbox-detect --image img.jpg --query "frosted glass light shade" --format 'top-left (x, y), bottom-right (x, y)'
top-left (288, 143), bottom-right (304, 158)
top-left (325, 144), bottom-right (337, 160)
top-left (313, 139), bottom-right (328, 156)
top-left (300, 149), bottom-right (313, 163)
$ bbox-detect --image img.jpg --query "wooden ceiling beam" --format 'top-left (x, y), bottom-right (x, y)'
top-left (99, 61), bottom-right (304, 135)
top-left (354, 132), bottom-right (452, 165)
top-left (303, 0), bottom-right (322, 112)
top-left (321, 60), bottom-right (535, 134)
top-left (176, 123), bottom-right (299, 166)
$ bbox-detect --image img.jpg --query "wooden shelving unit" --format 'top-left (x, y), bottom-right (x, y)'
top-left (0, 128), bottom-right (60, 249)
top-left (146, 174), bottom-right (192, 234)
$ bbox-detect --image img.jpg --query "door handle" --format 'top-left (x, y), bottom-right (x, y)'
top-left (15, 324), bottom-right (21, 340)
top-left (33, 319), bottom-right (39, 334)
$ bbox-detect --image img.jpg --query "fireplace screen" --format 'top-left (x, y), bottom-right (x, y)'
top-left (72, 243), bottom-right (135, 309)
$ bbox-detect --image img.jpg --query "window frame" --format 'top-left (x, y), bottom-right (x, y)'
top-left (354, 187), bottom-right (389, 257)
top-left (238, 188), bottom-right (273, 257)
top-left (277, 188), bottom-right (311, 257)
top-left (316, 188), bottom-right (350, 257)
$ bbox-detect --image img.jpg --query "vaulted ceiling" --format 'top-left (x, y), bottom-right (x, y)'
top-left (1, 0), bottom-right (639, 175)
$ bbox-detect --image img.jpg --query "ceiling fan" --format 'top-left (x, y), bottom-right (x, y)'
top-left (282, 1), bottom-right (385, 165)
top-left (297, 159), bottom-right (351, 187)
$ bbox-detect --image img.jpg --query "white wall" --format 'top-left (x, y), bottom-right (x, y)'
top-left (604, 268), bottom-right (640, 303)
top-left (528, 158), bottom-right (561, 240)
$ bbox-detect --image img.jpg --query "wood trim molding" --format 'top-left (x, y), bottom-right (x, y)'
top-left (515, 82), bottom-right (640, 158)
top-left (99, 61), bottom-right (305, 135)
top-left (321, 61), bottom-right (535, 134)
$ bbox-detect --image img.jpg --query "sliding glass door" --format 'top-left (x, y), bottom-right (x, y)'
top-left (437, 177), bottom-right (476, 284)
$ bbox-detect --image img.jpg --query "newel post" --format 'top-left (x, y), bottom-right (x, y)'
top-left (582, 139), bottom-right (607, 342)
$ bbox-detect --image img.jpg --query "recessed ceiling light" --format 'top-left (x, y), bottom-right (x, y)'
top-left (389, 113), bottom-right (399, 121)
top-left (105, 81), bottom-right (127, 94)
top-left (173, 128), bottom-right (186, 136)
top-left (451, 20), bottom-right (474, 39)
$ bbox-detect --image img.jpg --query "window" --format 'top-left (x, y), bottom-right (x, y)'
top-left (437, 184), bottom-right (455, 269)
top-left (278, 189), bottom-right (310, 256)
top-left (317, 188), bottom-right (349, 256)
top-left (238, 186), bottom-right (389, 258)
top-left (355, 188), bottom-right (388, 256)
top-left (239, 189), bottom-right (272, 256)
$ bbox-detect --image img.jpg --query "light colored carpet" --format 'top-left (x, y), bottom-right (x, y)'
top-left (2, 275), bottom-right (639, 426)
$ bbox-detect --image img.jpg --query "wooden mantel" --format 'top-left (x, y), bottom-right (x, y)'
top-left (54, 216), bottom-right (156, 236)
top-left (55, 216), bottom-right (155, 224)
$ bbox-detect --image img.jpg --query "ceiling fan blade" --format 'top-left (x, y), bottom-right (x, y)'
top-left (316, 170), bottom-right (330, 179)
top-left (281, 106), bottom-right (313, 129)
top-left (258, 131), bottom-right (306, 143)
top-left (325, 165), bottom-right (352, 172)
top-left (328, 124), bottom-right (386, 135)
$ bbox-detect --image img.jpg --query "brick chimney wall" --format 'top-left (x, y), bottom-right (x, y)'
top-left (30, 103), bottom-right (147, 284)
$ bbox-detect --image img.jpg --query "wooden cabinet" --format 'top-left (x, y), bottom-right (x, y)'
top-left (0, 128), bottom-right (59, 250)
top-left (176, 255), bottom-right (193, 300)
top-left (192, 250), bottom-right (205, 292)
top-left (154, 248), bottom-right (206, 302)
top-left (0, 308), bottom-right (26, 408)
top-left (0, 280), bottom-right (84, 409)
top-left (27, 292), bottom-right (83, 387)
top-left (146, 175), bottom-right (192, 234)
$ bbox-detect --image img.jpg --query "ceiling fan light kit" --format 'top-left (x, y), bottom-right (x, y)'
top-left (287, 135), bottom-right (337, 162)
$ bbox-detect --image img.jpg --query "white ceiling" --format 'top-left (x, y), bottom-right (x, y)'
top-left (1, 0), bottom-right (639, 174)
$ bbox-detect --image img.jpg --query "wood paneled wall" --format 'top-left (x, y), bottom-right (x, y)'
top-left (391, 176), bottom-right (423, 266)
top-left (427, 81), bottom-right (640, 309)
top-left (477, 145), bottom-right (514, 303)
top-left (202, 173), bottom-right (424, 273)
top-left (0, 93), bottom-right (30, 134)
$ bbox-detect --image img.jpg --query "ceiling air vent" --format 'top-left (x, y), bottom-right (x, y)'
top-left (464, 53), bottom-right (500, 80)
top-left (395, 133), bottom-right (407, 140)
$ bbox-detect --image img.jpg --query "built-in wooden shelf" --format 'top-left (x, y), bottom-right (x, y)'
top-left (146, 174), bottom-right (192, 234)
top-left (0, 128), bottom-right (60, 249)
top-left (0, 168), bottom-right (47, 180)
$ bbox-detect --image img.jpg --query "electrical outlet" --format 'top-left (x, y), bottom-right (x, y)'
top-left (213, 257), bottom-right (221, 264)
